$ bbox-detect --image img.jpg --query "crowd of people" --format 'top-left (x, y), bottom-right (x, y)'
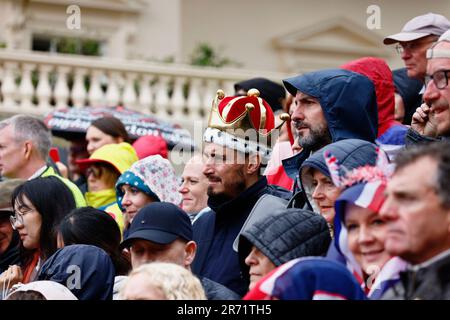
top-left (0, 12), bottom-right (449, 300)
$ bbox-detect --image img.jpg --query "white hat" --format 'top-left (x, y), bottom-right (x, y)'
top-left (6, 281), bottom-right (78, 300)
top-left (384, 13), bottom-right (450, 45)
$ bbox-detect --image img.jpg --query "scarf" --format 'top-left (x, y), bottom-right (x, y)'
top-left (85, 189), bottom-right (117, 209)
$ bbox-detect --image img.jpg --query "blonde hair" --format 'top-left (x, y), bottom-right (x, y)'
top-left (120, 262), bottom-right (206, 300)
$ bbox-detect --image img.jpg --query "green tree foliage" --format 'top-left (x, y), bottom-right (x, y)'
top-left (189, 42), bottom-right (239, 68)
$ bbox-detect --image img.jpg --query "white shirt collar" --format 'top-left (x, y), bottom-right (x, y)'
top-left (28, 165), bottom-right (48, 180)
top-left (408, 248), bottom-right (450, 272)
top-left (419, 84), bottom-right (425, 95)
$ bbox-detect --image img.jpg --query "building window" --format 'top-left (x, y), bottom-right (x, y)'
top-left (32, 35), bottom-right (104, 56)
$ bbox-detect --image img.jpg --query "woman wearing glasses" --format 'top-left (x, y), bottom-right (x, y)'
top-left (0, 176), bottom-right (76, 295)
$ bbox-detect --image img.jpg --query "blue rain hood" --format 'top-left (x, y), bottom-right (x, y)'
top-left (299, 139), bottom-right (379, 212)
top-left (38, 244), bottom-right (115, 300)
top-left (283, 69), bottom-right (378, 143)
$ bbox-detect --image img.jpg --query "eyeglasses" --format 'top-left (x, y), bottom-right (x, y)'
top-left (395, 39), bottom-right (437, 55)
top-left (9, 213), bottom-right (24, 230)
top-left (425, 69), bottom-right (450, 90)
top-left (86, 166), bottom-right (102, 179)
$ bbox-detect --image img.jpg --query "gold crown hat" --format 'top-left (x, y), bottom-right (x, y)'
top-left (203, 88), bottom-right (290, 161)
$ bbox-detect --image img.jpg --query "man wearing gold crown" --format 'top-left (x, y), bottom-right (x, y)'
top-left (191, 89), bottom-right (291, 297)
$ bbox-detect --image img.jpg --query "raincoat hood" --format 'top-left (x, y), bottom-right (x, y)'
top-left (341, 57), bottom-right (401, 137)
top-left (115, 155), bottom-right (182, 210)
top-left (77, 142), bottom-right (138, 174)
top-left (7, 281), bottom-right (78, 300)
top-left (38, 244), bottom-right (115, 300)
top-left (283, 69), bottom-right (378, 143)
top-left (299, 139), bottom-right (378, 212)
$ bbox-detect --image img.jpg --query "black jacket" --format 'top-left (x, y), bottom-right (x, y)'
top-left (382, 251), bottom-right (450, 300)
top-left (405, 127), bottom-right (450, 146)
top-left (200, 277), bottom-right (241, 300)
top-left (192, 177), bottom-right (290, 297)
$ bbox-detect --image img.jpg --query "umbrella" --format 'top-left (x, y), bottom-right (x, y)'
top-left (43, 106), bottom-right (195, 150)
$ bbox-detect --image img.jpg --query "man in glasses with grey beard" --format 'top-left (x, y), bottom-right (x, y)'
top-left (407, 30), bottom-right (450, 144)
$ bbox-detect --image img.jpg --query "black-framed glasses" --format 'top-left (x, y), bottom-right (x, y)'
top-left (425, 69), bottom-right (450, 90)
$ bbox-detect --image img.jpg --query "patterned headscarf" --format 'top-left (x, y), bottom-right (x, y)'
top-left (115, 155), bottom-right (182, 210)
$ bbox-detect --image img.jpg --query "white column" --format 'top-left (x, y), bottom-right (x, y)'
top-left (139, 75), bottom-right (153, 114)
top-left (170, 76), bottom-right (186, 118)
top-left (186, 78), bottom-right (202, 122)
top-left (106, 71), bottom-right (120, 107)
top-left (202, 78), bottom-right (219, 120)
top-left (122, 72), bottom-right (137, 110)
top-left (1, 62), bottom-right (18, 109)
top-left (88, 70), bottom-right (104, 108)
top-left (222, 80), bottom-right (235, 97)
top-left (54, 66), bottom-right (71, 110)
top-left (36, 65), bottom-right (53, 111)
top-left (19, 63), bottom-right (36, 110)
top-left (154, 75), bottom-right (170, 118)
top-left (71, 68), bottom-right (87, 108)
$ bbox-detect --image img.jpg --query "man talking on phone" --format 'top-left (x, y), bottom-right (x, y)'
top-left (407, 30), bottom-right (450, 144)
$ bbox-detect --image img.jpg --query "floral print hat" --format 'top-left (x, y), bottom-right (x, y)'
top-left (115, 155), bottom-right (182, 210)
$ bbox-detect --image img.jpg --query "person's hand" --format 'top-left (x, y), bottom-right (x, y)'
top-left (56, 161), bottom-right (69, 178)
top-left (411, 103), bottom-right (439, 137)
top-left (0, 265), bottom-right (23, 293)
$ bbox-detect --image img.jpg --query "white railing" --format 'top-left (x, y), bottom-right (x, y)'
top-left (0, 49), bottom-right (290, 132)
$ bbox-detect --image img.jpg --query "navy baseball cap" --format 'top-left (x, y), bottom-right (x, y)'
top-left (120, 202), bottom-right (193, 249)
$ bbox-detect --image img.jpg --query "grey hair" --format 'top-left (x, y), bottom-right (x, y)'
top-left (395, 142), bottom-right (450, 209)
top-left (0, 115), bottom-right (52, 160)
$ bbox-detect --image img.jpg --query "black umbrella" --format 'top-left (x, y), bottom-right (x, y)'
top-left (43, 106), bottom-right (194, 150)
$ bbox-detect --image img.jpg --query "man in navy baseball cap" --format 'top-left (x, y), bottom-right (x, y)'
top-left (120, 202), bottom-right (193, 266)
top-left (119, 202), bottom-right (240, 299)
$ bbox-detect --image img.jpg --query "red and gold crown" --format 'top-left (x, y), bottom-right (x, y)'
top-left (203, 88), bottom-right (290, 160)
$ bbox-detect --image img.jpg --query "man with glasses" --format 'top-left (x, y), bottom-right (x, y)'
top-left (408, 29), bottom-right (450, 143)
top-left (384, 13), bottom-right (450, 82)
top-left (384, 13), bottom-right (450, 131)
top-left (380, 142), bottom-right (450, 299)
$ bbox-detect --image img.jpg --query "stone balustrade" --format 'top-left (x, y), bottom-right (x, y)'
top-left (0, 49), bottom-right (290, 133)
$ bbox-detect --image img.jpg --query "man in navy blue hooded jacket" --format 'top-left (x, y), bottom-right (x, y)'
top-left (281, 69), bottom-right (379, 206)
